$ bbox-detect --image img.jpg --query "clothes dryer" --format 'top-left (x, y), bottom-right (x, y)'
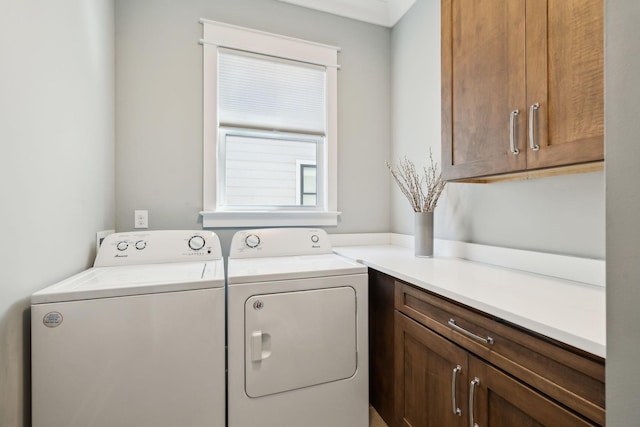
top-left (227, 228), bottom-right (368, 427)
top-left (31, 230), bottom-right (225, 427)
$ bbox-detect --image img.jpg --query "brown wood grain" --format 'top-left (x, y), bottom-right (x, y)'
top-left (394, 312), bottom-right (467, 427)
top-left (452, 161), bottom-right (603, 183)
top-left (470, 355), bottom-right (598, 426)
top-left (442, 0), bottom-right (527, 180)
top-left (442, 0), bottom-right (604, 181)
top-left (369, 269), bottom-right (397, 426)
top-left (394, 279), bottom-right (605, 425)
top-left (526, 0), bottom-right (604, 168)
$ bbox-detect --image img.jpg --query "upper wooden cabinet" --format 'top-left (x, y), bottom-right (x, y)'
top-left (441, 0), bottom-right (604, 181)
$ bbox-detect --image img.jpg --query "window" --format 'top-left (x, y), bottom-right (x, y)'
top-left (200, 20), bottom-right (340, 227)
top-left (220, 130), bottom-right (321, 208)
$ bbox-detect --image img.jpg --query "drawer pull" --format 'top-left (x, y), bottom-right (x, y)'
top-left (470, 377), bottom-right (480, 427)
top-left (451, 365), bottom-right (462, 416)
top-left (509, 109), bottom-right (520, 155)
top-left (448, 319), bottom-right (494, 345)
top-left (529, 103), bottom-right (540, 151)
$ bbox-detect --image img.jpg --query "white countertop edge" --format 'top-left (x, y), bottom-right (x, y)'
top-left (333, 244), bottom-right (606, 359)
top-left (362, 259), bottom-right (605, 358)
top-left (330, 233), bottom-right (605, 287)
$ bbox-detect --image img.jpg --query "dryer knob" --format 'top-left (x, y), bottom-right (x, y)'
top-left (135, 240), bottom-right (147, 250)
top-left (188, 235), bottom-right (206, 251)
top-left (245, 234), bottom-right (261, 249)
top-left (116, 241), bottom-right (128, 251)
top-left (311, 234), bottom-right (320, 243)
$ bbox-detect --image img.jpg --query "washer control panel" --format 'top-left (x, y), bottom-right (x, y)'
top-left (229, 228), bottom-right (332, 258)
top-left (94, 230), bottom-right (222, 266)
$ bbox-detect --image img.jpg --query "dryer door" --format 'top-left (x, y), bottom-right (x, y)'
top-left (245, 286), bottom-right (357, 397)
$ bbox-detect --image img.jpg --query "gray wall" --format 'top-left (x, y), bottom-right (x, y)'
top-left (1, 0), bottom-right (628, 423)
top-left (391, 0), bottom-right (605, 259)
top-left (115, 0), bottom-right (392, 251)
top-left (606, 0), bottom-right (640, 424)
top-left (0, 0), bottom-right (115, 425)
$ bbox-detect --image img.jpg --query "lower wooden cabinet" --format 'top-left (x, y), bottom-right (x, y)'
top-left (368, 269), bottom-right (605, 427)
top-left (395, 313), bottom-right (598, 427)
top-left (468, 356), bottom-right (596, 427)
top-left (395, 312), bottom-right (467, 427)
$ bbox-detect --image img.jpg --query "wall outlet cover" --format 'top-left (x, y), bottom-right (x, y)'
top-left (134, 210), bottom-right (149, 229)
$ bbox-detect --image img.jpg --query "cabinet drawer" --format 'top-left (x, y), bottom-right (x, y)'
top-left (395, 281), bottom-right (605, 425)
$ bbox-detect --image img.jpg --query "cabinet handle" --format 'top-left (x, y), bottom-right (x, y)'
top-left (509, 109), bottom-right (520, 155)
top-left (469, 377), bottom-right (480, 427)
top-left (451, 365), bottom-right (462, 416)
top-left (528, 103), bottom-right (540, 151)
top-left (448, 319), bottom-right (494, 345)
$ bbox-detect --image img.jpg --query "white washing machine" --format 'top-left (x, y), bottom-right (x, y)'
top-left (227, 228), bottom-right (369, 427)
top-left (31, 230), bottom-right (225, 427)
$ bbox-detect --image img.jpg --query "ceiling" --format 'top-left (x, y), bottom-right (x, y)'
top-left (276, 0), bottom-right (417, 27)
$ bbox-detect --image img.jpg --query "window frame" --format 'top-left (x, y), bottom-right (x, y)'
top-left (200, 19), bottom-right (340, 227)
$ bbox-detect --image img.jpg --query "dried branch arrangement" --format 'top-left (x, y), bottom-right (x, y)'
top-left (386, 149), bottom-right (446, 213)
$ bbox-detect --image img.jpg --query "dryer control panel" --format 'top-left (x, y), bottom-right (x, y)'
top-left (229, 228), bottom-right (332, 259)
top-left (94, 230), bottom-right (222, 266)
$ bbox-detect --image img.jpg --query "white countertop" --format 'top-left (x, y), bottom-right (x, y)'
top-left (334, 244), bottom-right (606, 358)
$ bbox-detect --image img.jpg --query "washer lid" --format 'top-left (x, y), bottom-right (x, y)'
top-left (31, 260), bottom-right (224, 304)
top-left (227, 254), bottom-right (366, 284)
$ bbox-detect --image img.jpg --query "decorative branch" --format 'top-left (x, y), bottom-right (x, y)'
top-left (386, 149), bottom-right (446, 213)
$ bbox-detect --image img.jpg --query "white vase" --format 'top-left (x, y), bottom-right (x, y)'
top-left (414, 212), bottom-right (434, 257)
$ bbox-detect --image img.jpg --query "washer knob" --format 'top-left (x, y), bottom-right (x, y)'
top-left (311, 234), bottom-right (320, 243)
top-left (135, 240), bottom-right (146, 250)
top-left (245, 234), bottom-right (261, 249)
top-left (188, 235), bottom-right (206, 251)
top-left (116, 241), bottom-right (128, 251)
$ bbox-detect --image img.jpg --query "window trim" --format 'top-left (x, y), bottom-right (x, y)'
top-left (200, 19), bottom-right (340, 227)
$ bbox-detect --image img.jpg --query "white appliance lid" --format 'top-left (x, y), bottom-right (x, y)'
top-left (227, 254), bottom-right (366, 284)
top-left (32, 260), bottom-right (224, 304)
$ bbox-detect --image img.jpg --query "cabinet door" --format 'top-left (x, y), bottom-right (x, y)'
top-left (442, 0), bottom-right (527, 180)
top-left (525, 0), bottom-right (604, 169)
top-left (395, 312), bottom-right (467, 427)
top-left (468, 356), bottom-right (598, 427)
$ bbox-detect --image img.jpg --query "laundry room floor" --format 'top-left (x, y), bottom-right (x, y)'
top-left (369, 406), bottom-right (388, 427)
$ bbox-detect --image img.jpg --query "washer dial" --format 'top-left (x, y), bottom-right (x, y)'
top-left (188, 235), bottom-right (206, 251)
top-left (245, 234), bottom-right (261, 249)
top-left (116, 241), bottom-right (128, 251)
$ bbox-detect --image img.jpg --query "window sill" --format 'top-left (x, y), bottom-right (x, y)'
top-left (200, 210), bottom-right (341, 228)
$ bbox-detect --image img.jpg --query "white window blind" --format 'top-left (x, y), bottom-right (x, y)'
top-left (218, 49), bottom-right (326, 135)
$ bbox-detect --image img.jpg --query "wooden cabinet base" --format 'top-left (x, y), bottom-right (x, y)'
top-left (469, 356), bottom-right (598, 427)
top-left (395, 313), bottom-right (467, 427)
top-left (369, 269), bottom-right (396, 426)
top-left (368, 270), bottom-right (605, 426)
